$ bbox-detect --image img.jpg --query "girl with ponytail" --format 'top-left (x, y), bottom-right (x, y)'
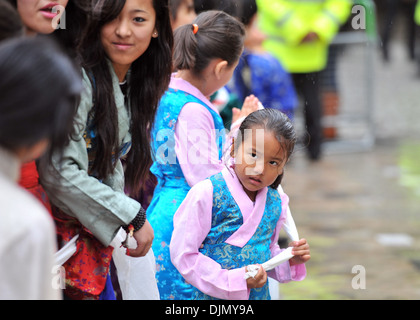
top-left (147, 10), bottom-right (260, 300)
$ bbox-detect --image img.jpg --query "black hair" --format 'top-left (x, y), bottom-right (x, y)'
top-left (173, 10), bottom-right (245, 76)
top-left (193, 0), bottom-right (256, 26)
top-left (0, 36), bottom-right (81, 158)
top-left (0, 0), bottom-right (24, 41)
top-left (5, 0), bottom-right (16, 6)
top-left (49, 0), bottom-right (91, 60)
top-left (237, 0), bottom-right (257, 26)
top-left (168, 0), bottom-right (183, 21)
top-left (79, 0), bottom-right (173, 196)
top-left (234, 109), bottom-right (297, 189)
top-left (194, 0), bottom-right (240, 17)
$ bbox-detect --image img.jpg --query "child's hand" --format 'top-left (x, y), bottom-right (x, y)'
top-left (232, 95), bottom-right (260, 124)
top-left (300, 32), bottom-right (319, 43)
top-left (289, 238), bottom-right (311, 266)
top-left (245, 264), bottom-right (267, 289)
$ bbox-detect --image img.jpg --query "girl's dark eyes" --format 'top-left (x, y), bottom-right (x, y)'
top-left (134, 17), bottom-right (145, 23)
top-left (269, 161), bottom-right (279, 166)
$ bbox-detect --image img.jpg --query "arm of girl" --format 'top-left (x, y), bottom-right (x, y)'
top-left (175, 103), bottom-right (225, 186)
top-left (266, 191), bottom-right (307, 282)
top-left (39, 70), bottom-right (141, 247)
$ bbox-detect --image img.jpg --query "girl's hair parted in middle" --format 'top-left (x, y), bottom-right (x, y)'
top-left (173, 10), bottom-right (245, 76)
top-left (78, 0), bottom-right (173, 196)
top-left (235, 109), bottom-right (297, 189)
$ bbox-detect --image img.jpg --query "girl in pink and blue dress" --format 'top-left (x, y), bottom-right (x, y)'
top-left (170, 109), bottom-right (310, 300)
top-left (147, 10), bottom-right (261, 300)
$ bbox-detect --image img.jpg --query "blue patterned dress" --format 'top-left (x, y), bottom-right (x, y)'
top-left (191, 172), bottom-right (282, 300)
top-left (147, 87), bottom-right (225, 300)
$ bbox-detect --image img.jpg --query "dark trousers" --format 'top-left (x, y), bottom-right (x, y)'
top-left (292, 72), bottom-right (323, 160)
top-left (380, 0), bottom-right (417, 61)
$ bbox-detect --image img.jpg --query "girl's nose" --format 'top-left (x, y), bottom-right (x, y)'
top-left (115, 19), bottom-right (132, 38)
top-left (254, 161), bottom-right (264, 175)
top-left (248, 159), bottom-right (264, 176)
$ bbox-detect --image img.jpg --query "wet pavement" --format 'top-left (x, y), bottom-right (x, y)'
top-left (273, 35), bottom-right (420, 300)
top-left (280, 139), bottom-right (420, 300)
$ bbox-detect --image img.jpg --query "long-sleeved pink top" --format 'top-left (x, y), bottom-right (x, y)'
top-left (172, 75), bottom-right (230, 186)
top-left (170, 166), bottom-right (306, 300)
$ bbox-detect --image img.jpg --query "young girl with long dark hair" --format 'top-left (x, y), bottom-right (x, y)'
top-left (171, 109), bottom-right (310, 300)
top-left (39, 0), bottom-right (173, 300)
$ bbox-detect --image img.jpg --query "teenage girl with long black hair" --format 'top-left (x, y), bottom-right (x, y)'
top-left (39, 0), bottom-right (173, 300)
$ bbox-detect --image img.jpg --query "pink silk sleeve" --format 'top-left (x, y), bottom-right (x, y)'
top-left (267, 192), bottom-right (307, 282)
top-left (174, 102), bottom-right (226, 187)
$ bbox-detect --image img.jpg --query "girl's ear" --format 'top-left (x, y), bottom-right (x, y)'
top-left (152, 27), bottom-right (158, 38)
top-left (214, 60), bottom-right (228, 80)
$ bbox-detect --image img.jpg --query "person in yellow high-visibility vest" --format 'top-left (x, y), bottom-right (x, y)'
top-left (256, 0), bottom-right (351, 160)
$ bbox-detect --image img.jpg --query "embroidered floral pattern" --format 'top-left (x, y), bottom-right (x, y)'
top-left (148, 88), bottom-right (225, 300)
top-left (52, 206), bottom-right (113, 300)
top-left (192, 172), bottom-right (282, 300)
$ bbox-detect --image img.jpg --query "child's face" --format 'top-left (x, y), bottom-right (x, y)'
top-left (171, 0), bottom-right (196, 30)
top-left (17, 0), bottom-right (68, 35)
top-left (244, 14), bottom-right (267, 49)
top-left (101, 0), bottom-right (158, 76)
top-left (233, 126), bottom-right (287, 200)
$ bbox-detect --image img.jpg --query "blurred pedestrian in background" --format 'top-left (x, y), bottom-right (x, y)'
top-left (256, 0), bottom-right (352, 161)
top-left (231, 0), bottom-right (298, 121)
top-left (415, 0), bottom-right (420, 75)
top-left (377, 0), bottom-right (417, 62)
top-left (194, 0), bottom-right (239, 16)
top-left (169, 0), bottom-right (197, 30)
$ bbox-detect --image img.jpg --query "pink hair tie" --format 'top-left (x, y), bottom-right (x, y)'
top-left (192, 24), bottom-right (199, 35)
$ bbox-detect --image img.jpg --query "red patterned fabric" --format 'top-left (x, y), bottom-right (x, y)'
top-left (19, 162), bottom-right (113, 299)
top-left (52, 206), bottom-right (114, 300)
top-left (18, 161), bottom-right (52, 214)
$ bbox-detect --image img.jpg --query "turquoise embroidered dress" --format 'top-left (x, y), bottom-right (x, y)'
top-left (191, 172), bottom-right (282, 300)
top-left (148, 86), bottom-right (225, 300)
